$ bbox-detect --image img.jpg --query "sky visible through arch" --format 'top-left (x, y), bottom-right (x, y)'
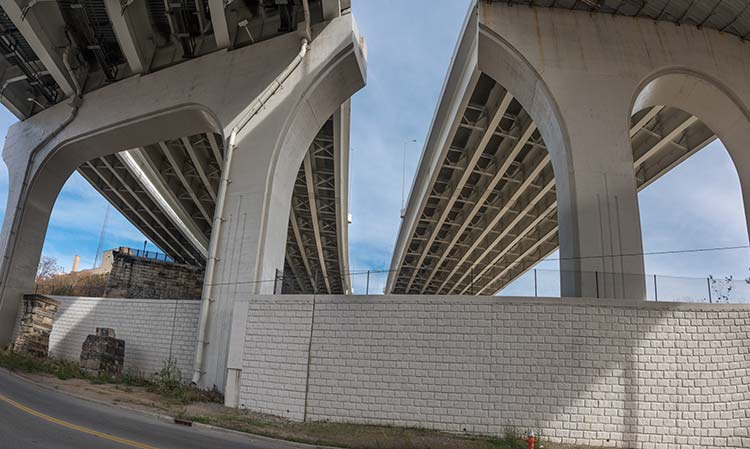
top-left (0, 0), bottom-right (747, 301)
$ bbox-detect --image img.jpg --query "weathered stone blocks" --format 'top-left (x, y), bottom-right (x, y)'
top-left (13, 294), bottom-right (60, 357)
top-left (80, 329), bottom-right (125, 376)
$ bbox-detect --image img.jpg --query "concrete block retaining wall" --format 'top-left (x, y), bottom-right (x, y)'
top-left (229, 295), bottom-right (750, 449)
top-left (14, 296), bottom-right (200, 379)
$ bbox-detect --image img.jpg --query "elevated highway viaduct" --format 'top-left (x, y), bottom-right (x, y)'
top-left (0, 0), bottom-right (366, 390)
top-left (388, 0), bottom-right (750, 300)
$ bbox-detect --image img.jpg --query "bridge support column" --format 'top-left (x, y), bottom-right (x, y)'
top-left (478, 15), bottom-right (646, 300)
top-left (0, 103), bottom-right (80, 345)
top-left (553, 105), bottom-right (646, 300)
top-left (198, 25), bottom-right (366, 391)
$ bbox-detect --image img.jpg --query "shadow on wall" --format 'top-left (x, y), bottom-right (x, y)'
top-left (489, 303), bottom-right (747, 447)
top-left (234, 296), bottom-right (749, 448)
top-left (13, 296), bottom-right (201, 380)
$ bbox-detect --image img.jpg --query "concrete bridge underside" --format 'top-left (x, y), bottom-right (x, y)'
top-left (79, 110), bottom-right (351, 295)
top-left (0, 0), bottom-right (353, 295)
top-left (389, 73), bottom-right (715, 296)
top-left (0, 5), bottom-right (367, 392)
top-left (389, 1), bottom-right (750, 298)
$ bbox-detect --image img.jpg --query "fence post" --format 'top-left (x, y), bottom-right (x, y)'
top-left (654, 274), bottom-right (658, 301)
top-left (534, 269), bottom-right (538, 297)
top-left (366, 270), bottom-right (370, 295)
top-left (707, 277), bottom-right (712, 303)
top-left (595, 271), bottom-right (600, 299)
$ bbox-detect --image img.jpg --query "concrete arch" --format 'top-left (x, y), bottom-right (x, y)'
top-left (477, 22), bottom-right (600, 296)
top-left (0, 104), bottom-right (221, 343)
top-left (631, 68), bottom-right (750, 243)
top-left (251, 44), bottom-right (365, 288)
top-left (199, 35), bottom-right (366, 390)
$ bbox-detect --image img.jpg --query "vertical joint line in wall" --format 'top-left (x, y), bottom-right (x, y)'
top-left (615, 194), bottom-right (625, 298)
top-left (303, 293), bottom-right (317, 422)
top-left (168, 299), bottom-right (178, 363)
top-left (596, 191), bottom-right (605, 296)
top-left (603, 174), bottom-right (614, 297)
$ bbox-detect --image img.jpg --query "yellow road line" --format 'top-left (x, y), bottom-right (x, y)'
top-left (0, 392), bottom-right (158, 449)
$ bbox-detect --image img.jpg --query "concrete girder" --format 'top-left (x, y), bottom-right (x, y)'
top-left (207, 133), bottom-right (223, 166)
top-left (282, 251), bottom-right (306, 294)
top-left (333, 101), bottom-right (351, 294)
top-left (386, 47), bottom-right (482, 293)
top-left (104, 0), bottom-right (154, 74)
top-left (421, 115), bottom-right (538, 294)
top-left (321, 0), bottom-right (341, 20)
top-left (416, 107), bottom-right (714, 296)
top-left (209, 0), bottom-right (230, 49)
top-left (0, 0), bottom-right (77, 96)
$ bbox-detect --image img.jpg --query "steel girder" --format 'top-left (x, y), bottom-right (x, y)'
top-left (282, 117), bottom-right (348, 295)
top-left (390, 72), bottom-right (718, 296)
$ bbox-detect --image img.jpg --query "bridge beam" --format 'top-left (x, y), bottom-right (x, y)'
top-left (0, 0), bottom-right (78, 96)
top-left (104, 0), bottom-right (155, 74)
top-left (210, 0), bottom-right (230, 49)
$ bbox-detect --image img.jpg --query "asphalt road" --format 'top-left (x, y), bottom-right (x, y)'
top-left (0, 369), bottom-right (326, 449)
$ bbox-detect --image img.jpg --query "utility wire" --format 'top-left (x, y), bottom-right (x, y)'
top-left (202, 243), bottom-right (750, 288)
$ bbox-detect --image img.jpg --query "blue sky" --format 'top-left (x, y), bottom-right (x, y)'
top-left (0, 0), bottom-right (748, 299)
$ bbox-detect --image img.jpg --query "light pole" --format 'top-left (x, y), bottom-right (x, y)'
top-left (401, 139), bottom-right (417, 218)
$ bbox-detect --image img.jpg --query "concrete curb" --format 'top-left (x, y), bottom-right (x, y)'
top-left (0, 368), bottom-right (339, 449)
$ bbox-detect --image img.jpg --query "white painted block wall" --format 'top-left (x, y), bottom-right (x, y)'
top-left (14, 296), bottom-right (200, 378)
top-left (231, 296), bottom-right (750, 449)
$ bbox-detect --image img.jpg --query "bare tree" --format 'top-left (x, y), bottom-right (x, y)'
top-left (36, 256), bottom-right (62, 282)
top-left (708, 274), bottom-right (733, 303)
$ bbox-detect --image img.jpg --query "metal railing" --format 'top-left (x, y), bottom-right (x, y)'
top-left (497, 269), bottom-right (749, 303)
top-left (270, 267), bottom-right (750, 303)
top-left (116, 247), bottom-right (174, 263)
